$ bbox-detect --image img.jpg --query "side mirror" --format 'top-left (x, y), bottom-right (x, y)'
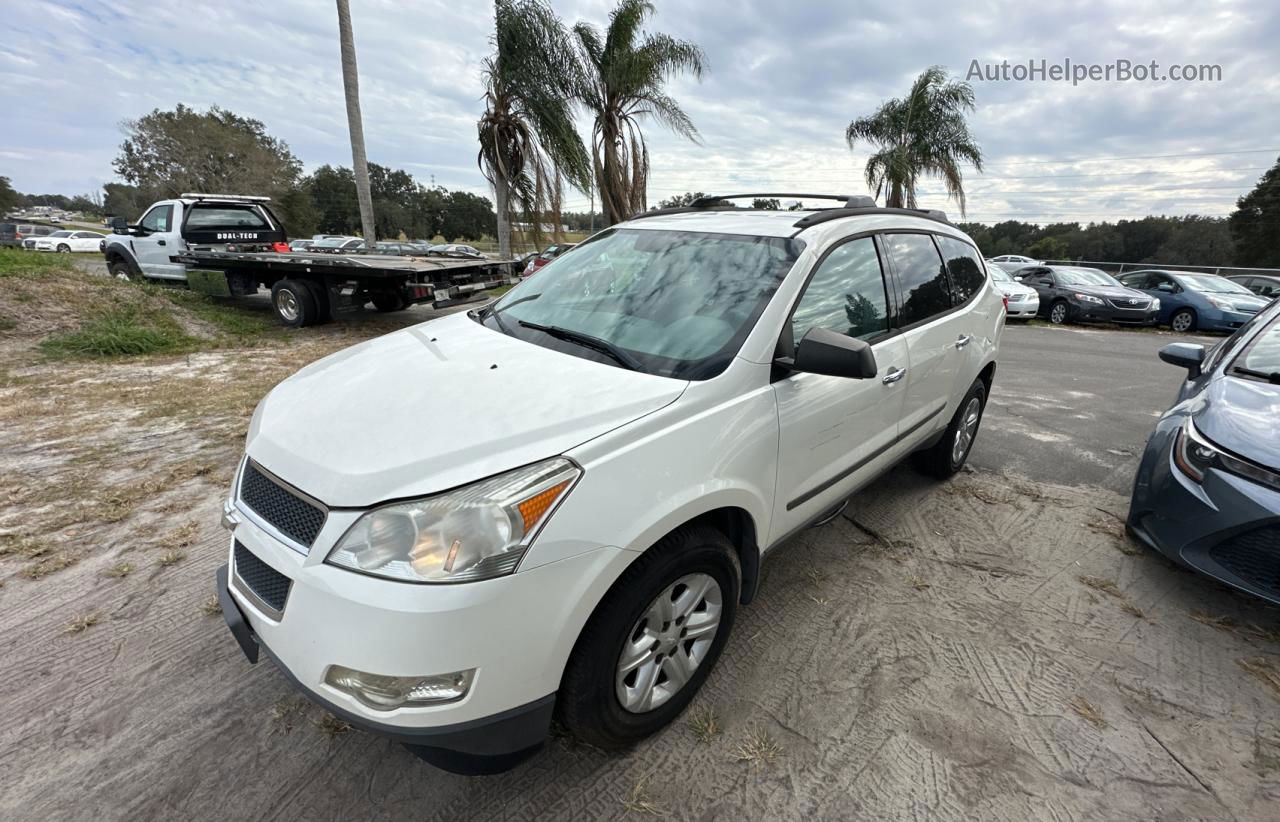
top-left (1158, 342), bottom-right (1206, 378)
top-left (1038, 279), bottom-right (1052, 286)
top-left (784, 327), bottom-right (878, 379)
top-left (109, 216), bottom-right (128, 233)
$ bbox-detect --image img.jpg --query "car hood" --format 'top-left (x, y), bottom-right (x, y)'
top-left (995, 281), bottom-right (1037, 297)
top-left (246, 312), bottom-right (689, 507)
top-left (1205, 293), bottom-right (1269, 311)
top-left (1194, 375), bottom-right (1280, 472)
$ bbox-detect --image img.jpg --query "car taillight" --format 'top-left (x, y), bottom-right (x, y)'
top-left (1002, 294), bottom-right (1009, 311)
top-left (272, 242), bottom-right (291, 253)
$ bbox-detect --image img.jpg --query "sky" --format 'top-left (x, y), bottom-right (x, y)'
top-left (2, 0), bottom-right (1278, 224)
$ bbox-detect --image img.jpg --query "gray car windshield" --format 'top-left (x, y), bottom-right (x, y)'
top-left (484, 228), bottom-right (802, 379)
top-left (1177, 274), bottom-right (1254, 295)
top-left (1056, 268), bottom-right (1120, 287)
top-left (989, 268), bottom-right (1013, 282)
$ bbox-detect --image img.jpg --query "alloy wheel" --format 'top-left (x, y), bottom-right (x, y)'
top-left (952, 396), bottom-right (982, 465)
top-left (615, 573), bottom-right (723, 713)
top-left (275, 289), bottom-right (300, 322)
top-left (1050, 303), bottom-right (1067, 324)
top-left (1171, 311), bottom-right (1193, 332)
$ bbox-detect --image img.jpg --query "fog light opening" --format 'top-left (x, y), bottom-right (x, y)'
top-left (324, 665), bottom-right (476, 710)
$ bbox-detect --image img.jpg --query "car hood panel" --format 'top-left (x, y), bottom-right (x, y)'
top-left (1194, 376), bottom-right (1280, 472)
top-left (246, 312), bottom-right (688, 507)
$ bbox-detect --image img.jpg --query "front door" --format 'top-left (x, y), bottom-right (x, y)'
top-left (770, 235), bottom-right (909, 541)
top-left (131, 203), bottom-right (186, 279)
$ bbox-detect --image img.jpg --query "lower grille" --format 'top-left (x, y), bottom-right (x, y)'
top-left (1210, 526), bottom-right (1280, 596)
top-left (234, 541), bottom-right (292, 616)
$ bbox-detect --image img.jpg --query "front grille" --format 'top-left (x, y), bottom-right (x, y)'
top-left (234, 541), bottom-right (292, 614)
top-left (1108, 297), bottom-right (1150, 310)
top-left (239, 461), bottom-right (326, 548)
top-left (1210, 526), bottom-right (1280, 596)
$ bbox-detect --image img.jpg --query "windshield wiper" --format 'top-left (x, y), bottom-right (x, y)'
top-left (1232, 366), bottom-right (1280, 384)
top-left (517, 320), bottom-right (643, 371)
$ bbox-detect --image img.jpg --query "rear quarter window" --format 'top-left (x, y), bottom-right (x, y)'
top-left (935, 236), bottom-right (987, 304)
top-left (882, 233), bottom-right (952, 326)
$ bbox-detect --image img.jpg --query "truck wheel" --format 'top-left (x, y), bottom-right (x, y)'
top-left (912, 379), bottom-right (987, 479)
top-left (109, 260), bottom-right (144, 282)
top-left (558, 526), bottom-right (739, 750)
top-left (271, 279), bottom-right (318, 328)
top-left (371, 291), bottom-right (407, 312)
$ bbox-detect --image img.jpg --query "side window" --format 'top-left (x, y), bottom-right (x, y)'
top-left (790, 236), bottom-right (890, 344)
top-left (882, 233), bottom-right (951, 326)
top-left (1119, 272), bottom-right (1146, 289)
top-left (139, 205), bottom-right (173, 233)
top-left (935, 236), bottom-right (986, 305)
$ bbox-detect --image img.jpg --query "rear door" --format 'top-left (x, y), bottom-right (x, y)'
top-left (880, 233), bottom-right (963, 447)
top-left (771, 234), bottom-right (909, 538)
top-left (132, 203), bottom-right (186, 279)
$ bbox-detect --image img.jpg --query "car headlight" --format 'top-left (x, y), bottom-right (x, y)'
top-left (1173, 418), bottom-right (1280, 492)
top-left (1205, 296), bottom-right (1234, 311)
top-left (1151, 298), bottom-right (1161, 311)
top-left (1075, 293), bottom-right (1104, 304)
top-left (327, 457), bottom-right (580, 583)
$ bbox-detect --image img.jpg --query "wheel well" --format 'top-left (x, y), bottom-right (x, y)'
top-left (681, 507), bottom-right (760, 605)
top-left (978, 361), bottom-right (996, 396)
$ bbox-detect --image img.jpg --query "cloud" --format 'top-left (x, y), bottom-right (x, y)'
top-left (2, 0), bottom-right (1277, 224)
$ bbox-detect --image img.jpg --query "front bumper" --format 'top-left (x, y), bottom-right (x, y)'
top-left (1072, 302), bottom-right (1158, 325)
top-left (1197, 307), bottom-right (1260, 332)
top-left (1128, 417), bottom-right (1280, 604)
top-left (219, 508), bottom-right (634, 773)
top-left (1006, 298), bottom-right (1039, 318)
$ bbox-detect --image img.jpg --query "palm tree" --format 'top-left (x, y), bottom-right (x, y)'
top-left (478, 0), bottom-right (591, 258)
top-left (335, 0), bottom-right (376, 244)
top-left (845, 66), bottom-right (983, 216)
top-left (573, 0), bottom-right (706, 225)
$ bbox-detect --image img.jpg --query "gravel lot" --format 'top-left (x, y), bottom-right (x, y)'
top-left (2, 321), bottom-right (1278, 821)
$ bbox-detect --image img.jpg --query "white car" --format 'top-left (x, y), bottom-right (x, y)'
top-left (990, 266), bottom-right (1040, 319)
top-left (35, 230), bottom-right (107, 253)
top-left (988, 254), bottom-right (1042, 273)
top-left (216, 198), bottom-right (1002, 774)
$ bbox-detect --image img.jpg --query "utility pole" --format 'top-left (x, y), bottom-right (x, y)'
top-left (336, 0), bottom-right (376, 245)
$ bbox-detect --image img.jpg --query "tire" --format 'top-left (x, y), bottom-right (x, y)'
top-left (371, 291), bottom-right (407, 312)
top-left (1048, 301), bottom-right (1070, 324)
top-left (108, 259), bottom-right (144, 283)
top-left (558, 526), bottom-right (740, 750)
top-left (1170, 308), bottom-right (1197, 333)
top-left (56, 244), bottom-right (70, 253)
top-left (270, 279), bottom-right (319, 328)
top-left (912, 379), bottom-right (987, 479)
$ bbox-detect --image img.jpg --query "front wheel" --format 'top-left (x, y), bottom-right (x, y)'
top-left (57, 244), bottom-right (70, 253)
top-left (1170, 308), bottom-right (1197, 333)
top-left (1049, 301), bottom-right (1070, 324)
top-left (558, 526), bottom-right (739, 750)
top-left (913, 379), bottom-right (987, 479)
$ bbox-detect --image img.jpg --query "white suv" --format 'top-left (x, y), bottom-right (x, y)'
top-left (216, 196), bottom-right (1003, 774)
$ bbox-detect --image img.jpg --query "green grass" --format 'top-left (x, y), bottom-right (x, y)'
top-left (159, 288), bottom-right (288, 344)
top-left (0, 248), bottom-right (78, 278)
top-left (40, 305), bottom-right (196, 359)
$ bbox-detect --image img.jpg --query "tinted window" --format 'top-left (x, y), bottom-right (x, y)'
top-left (139, 205), bottom-right (173, 232)
top-left (882, 233), bottom-right (950, 325)
top-left (1119, 272), bottom-right (1151, 289)
top-left (936, 236), bottom-right (986, 304)
top-left (791, 237), bottom-right (889, 344)
top-left (186, 206), bottom-right (270, 230)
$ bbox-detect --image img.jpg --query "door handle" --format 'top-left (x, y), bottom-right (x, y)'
top-left (157, 239), bottom-right (166, 246)
top-left (882, 366), bottom-right (906, 385)
top-left (955, 334), bottom-right (973, 348)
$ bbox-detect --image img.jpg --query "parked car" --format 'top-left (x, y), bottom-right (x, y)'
top-left (0, 223), bottom-right (19, 248)
top-left (1115, 270), bottom-right (1268, 333)
top-left (989, 254), bottom-right (1041, 273)
top-left (1226, 274), bottom-right (1280, 301)
top-left (522, 242), bottom-right (578, 276)
top-left (289, 239), bottom-right (315, 252)
top-left (310, 236), bottom-right (366, 253)
top-left (373, 242), bottom-right (426, 256)
top-left (989, 267), bottom-right (1039, 320)
top-left (428, 243), bottom-right (484, 259)
top-left (1013, 265), bottom-right (1159, 326)
top-left (216, 198), bottom-right (1003, 774)
top-left (1128, 298), bottom-right (1280, 605)
top-left (34, 230), bottom-right (107, 253)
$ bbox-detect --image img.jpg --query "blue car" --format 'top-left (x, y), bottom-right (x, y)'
top-left (1127, 299), bottom-right (1280, 604)
top-left (1117, 269), bottom-right (1269, 333)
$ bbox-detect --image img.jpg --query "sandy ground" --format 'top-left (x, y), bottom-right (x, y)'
top-left (2, 320), bottom-right (1278, 821)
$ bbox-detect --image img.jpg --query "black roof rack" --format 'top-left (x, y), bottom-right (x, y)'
top-left (628, 193), bottom-right (878, 222)
top-left (791, 206), bottom-right (951, 231)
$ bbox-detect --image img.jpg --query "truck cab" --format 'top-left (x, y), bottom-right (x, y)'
top-left (103, 194), bottom-right (287, 281)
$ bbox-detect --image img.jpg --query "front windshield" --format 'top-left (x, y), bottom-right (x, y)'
top-left (989, 268), bottom-right (1013, 282)
top-left (484, 228), bottom-right (802, 380)
top-left (1056, 267), bottom-right (1120, 287)
top-left (1176, 273), bottom-right (1254, 295)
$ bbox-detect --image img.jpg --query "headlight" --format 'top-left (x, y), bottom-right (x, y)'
top-left (327, 457), bottom-right (580, 583)
top-left (1075, 293), bottom-right (1104, 304)
top-left (1173, 418), bottom-right (1280, 492)
top-left (1151, 298), bottom-right (1161, 311)
top-left (1205, 296), bottom-right (1233, 311)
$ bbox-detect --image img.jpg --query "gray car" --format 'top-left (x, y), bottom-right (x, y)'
top-left (1127, 299), bottom-right (1280, 604)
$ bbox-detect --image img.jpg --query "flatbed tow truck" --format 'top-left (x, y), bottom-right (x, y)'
top-left (102, 193), bottom-right (511, 327)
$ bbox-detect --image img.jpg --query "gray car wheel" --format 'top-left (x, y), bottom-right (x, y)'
top-left (1170, 309), bottom-right (1196, 333)
top-left (1049, 301), bottom-right (1069, 324)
